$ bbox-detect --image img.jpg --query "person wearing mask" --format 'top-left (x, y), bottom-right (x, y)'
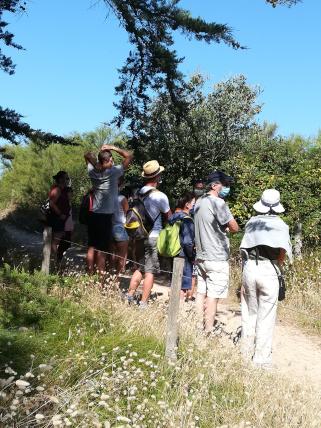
top-left (127, 160), bottom-right (171, 308)
top-left (84, 144), bottom-right (133, 275)
top-left (240, 189), bottom-right (292, 369)
top-left (194, 170), bottom-right (239, 334)
top-left (48, 171), bottom-right (71, 264)
top-left (168, 191), bottom-right (195, 299)
top-left (193, 179), bottom-right (205, 200)
top-left (112, 177), bottom-right (129, 274)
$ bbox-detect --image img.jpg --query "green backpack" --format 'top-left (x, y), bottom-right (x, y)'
top-left (157, 216), bottom-right (191, 258)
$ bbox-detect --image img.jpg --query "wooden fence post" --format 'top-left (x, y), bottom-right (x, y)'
top-left (293, 222), bottom-right (303, 259)
top-left (41, 226), bottom-right (52, 277)
top-left (165, 257), bottom-right (184, 361)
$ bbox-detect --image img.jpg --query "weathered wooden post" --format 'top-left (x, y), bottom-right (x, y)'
top-left (293, 222), bottom-right (303, 259)
top-left (41, 226), bottom-right (52, 277)
top-left (165, 257), bottom-right (184, 361)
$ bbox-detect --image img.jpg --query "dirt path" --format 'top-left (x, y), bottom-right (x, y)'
top-left (2, 221), bottom-right (321, 390)
top-left (151, 283), bottom-right (321, 390)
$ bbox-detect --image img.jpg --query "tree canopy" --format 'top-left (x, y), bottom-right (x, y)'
top-left (0, 0), bottom-right (300, 146)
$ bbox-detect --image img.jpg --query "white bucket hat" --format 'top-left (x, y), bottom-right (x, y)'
top-left (253, 189), bottom-right (285, 214)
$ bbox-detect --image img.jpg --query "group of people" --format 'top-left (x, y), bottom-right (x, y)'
top-left (47, 143), bottom-right (292, 368)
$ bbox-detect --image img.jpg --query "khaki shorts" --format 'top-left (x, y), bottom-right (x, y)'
top-left (196, 260), bottom-right (229, 298)
top-left (136, 237), bottom-right (160, 274)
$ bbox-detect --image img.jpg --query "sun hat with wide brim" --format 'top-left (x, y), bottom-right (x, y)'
top-left (141, 160), bottom-right (165, 179)
top-left (253, 189), bottom-right (285, 214)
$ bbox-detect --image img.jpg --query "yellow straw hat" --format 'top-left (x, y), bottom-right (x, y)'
top-left (141, 160), bottom-right (165, 179)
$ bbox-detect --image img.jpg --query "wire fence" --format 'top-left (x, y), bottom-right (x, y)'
top-left (2, 220), bottom-right (320, 325)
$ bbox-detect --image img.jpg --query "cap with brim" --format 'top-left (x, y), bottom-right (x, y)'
top-left (253, 189), bottom-right (285, 213)
top-left (206, 170), bottom-right (234, 186)
top-left (141, 160), bottom-right (165, 179)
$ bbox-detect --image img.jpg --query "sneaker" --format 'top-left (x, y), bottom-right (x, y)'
top-left (125, 293), bottom-right (135, 304)
top-left (139, 301), bottom-right (148, 310)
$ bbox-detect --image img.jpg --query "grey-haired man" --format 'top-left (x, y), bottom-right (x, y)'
top-left (194, 171), bottom-right (239, 334)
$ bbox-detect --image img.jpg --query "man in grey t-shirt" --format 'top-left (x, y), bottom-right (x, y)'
top-left (194, 171), bottom-right (239, 334)
top-left (84, 144), bottom-right (133, 275)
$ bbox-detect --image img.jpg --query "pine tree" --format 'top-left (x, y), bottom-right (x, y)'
top-left (0, 0), bottom-right (300, 146)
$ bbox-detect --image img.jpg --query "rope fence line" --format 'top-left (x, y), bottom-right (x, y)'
top-left (55, 235), bottom-right (321, 324)
top-left (2, 221), bottom-right (320, 325)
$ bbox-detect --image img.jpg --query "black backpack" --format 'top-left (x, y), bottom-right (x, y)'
top-left (125, 189), bottom-right (160, 240)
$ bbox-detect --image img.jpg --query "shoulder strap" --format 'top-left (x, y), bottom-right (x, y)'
top-left (139, 188), bottom-right (157, 200)
top-left (270, 259), bottom-right (282, 277)
top-left (140, 188), bottom-right (161, 228)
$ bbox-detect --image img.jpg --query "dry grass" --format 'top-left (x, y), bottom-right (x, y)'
top-left (1, 270), bottom-right (321, 427)
top-left (228, 253), bottom-right (321, 335)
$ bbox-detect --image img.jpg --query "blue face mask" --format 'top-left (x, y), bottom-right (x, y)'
top-left (219, 186), bottom-right (230, 198)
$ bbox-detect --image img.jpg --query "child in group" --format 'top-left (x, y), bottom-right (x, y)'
top-left (112, 177), bottom-right (129, 274)
top-left (168, 191), bottom-right (195, 299)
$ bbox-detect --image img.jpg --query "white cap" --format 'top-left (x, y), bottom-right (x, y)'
top-left (253, 189), bottom-right (285, 214)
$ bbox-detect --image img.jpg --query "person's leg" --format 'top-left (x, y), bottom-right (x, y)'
top-left (140, 238), bottom-right (159, 305)
top-left (128, 239), bottom-right (144, 297)
top-left (96, 251), bottom-right (107, 275)
top-left (187, 274), bottom-right (197, 300)
top-left (204, 297), bottom-right (219, 333)
top-left (114, 241), bottom-right (129, 274)
top-left (86, 246), bottom-right (95, 274)
top-left (253, 262), bottom-right (279, 366)
top-left (181, 258), bottom-right (192, 300)
top-left (128, 269), bottom-right (143, 296)
top-left (57, 231), bottom-right (71, 264)
top-left (240, 261), bottom-right (259, 361)
top-left (204, 260), bottom-right (230, 332)
top-left (195, 261), bottom-right (207, 329)
top-left (141, 272), bottom-right (154, 303)
top-left (51, 231), bottom-right (64, 272)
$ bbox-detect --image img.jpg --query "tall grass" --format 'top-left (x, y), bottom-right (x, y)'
top-left (1, 268), bottom-right (321, 427)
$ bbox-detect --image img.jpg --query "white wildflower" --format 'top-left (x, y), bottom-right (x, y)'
top-left (101, 393), bottom-right (109, 400)
top-left (15, 380), bottom-right (30, 389)
top-left (25, 372), bottom-right (34, 379)
top-left (38, 364), bottom-right (53, 372)
top-left (35, 413), bottom-right (45, 420)
top-left (116, 416), bottom-right (131, 423)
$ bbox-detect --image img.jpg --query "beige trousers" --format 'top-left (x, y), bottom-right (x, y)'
top-left (241, 260), bottom-right (279, 365)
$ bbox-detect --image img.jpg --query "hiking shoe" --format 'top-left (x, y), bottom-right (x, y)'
top-left (125, 293), bottom-right (135, 304)
top-left (139, 301), bottom-right (148, 310)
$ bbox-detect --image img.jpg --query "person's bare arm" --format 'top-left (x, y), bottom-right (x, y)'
top-left (163, 209), bottom-right (173, 222)
top-left (101, 144), bottom-right (133, 170)
top-left (121, 197), bottom-right (129, 215)
top-left (84, 152), bottom-right (98, 167)
top-left (278, 248), bottom-right (286, 265)
top-left (226, 218), bottom-right (239, 233)
top-left (49, 187), bottom-right (66, 220)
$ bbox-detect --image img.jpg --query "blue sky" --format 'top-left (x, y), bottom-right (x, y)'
top-left (1, 0), bottom-right (321, 139)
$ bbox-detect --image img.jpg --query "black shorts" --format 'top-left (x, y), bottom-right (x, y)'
top-left (47, 213), bottom-right (65, 233)
top-left (87, 212), bottom-right (113, 252)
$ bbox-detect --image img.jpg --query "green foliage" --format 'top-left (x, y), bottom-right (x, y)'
top-left (0, 126), bottom-right (127, 209)
top-left (130, 74), bottom-right (261, 200)
top-left (222, 134), bottom-right (321, 245)
top-left (0, 0), bottom-right (300, 145)
top-left (0, 265), bottom-right (59, 327)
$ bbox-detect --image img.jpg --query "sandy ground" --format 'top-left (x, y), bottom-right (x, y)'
top-left (2, 220), bottom-right (321, 390)
top-left (148, 282), bottom-right (321, 391)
